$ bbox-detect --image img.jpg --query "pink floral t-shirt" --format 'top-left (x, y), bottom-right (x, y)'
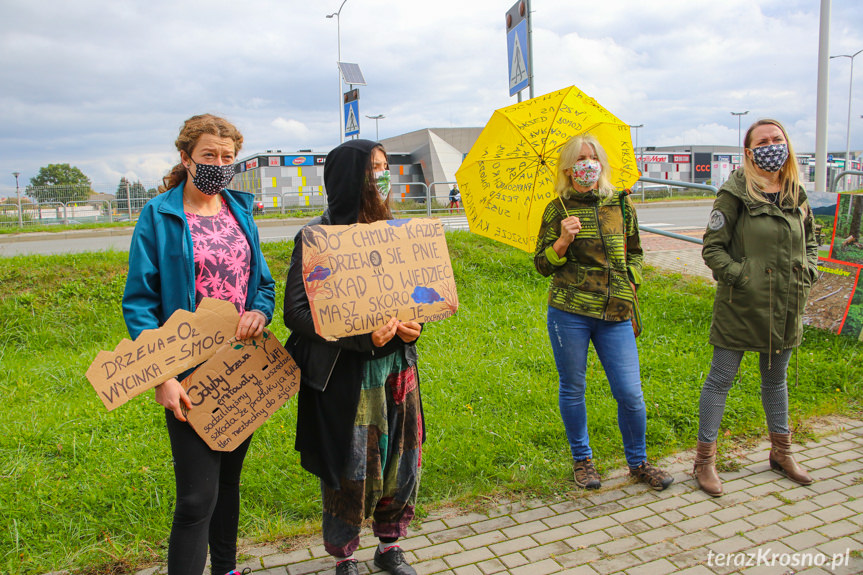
top-left (186, 200), bottom-right (251, 314)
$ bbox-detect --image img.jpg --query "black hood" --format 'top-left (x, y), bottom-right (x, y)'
top-left (323, 139), bottom-right (379, 225)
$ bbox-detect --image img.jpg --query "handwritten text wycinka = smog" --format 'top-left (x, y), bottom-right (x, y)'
top-left (99, 325), bottom-right (226, 405)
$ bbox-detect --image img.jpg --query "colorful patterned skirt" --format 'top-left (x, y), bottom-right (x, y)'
top-left (321, 349), bottom-right (423, 557)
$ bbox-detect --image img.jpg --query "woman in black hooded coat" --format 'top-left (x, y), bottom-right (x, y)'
top-left (283, 140), bottom-right (424, 575)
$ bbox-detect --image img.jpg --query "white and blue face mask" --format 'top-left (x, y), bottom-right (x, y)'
top-left (749, 144), bottom-right (788, 172)
top-left (374, 169), bottom-right (391, 199)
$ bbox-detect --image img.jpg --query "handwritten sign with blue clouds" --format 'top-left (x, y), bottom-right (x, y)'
top-left (301, 218), bottom-right (459, 339)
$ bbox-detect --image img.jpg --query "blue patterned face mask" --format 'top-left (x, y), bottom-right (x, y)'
top-left (374, 169), bottom-right (391, 199)
top-left (749, 144), bottom-right (788, 172)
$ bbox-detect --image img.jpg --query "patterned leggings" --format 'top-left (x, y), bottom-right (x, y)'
top-left (698, 346), bottom-right (792, 443)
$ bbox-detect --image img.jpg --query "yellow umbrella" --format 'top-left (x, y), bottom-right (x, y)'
top-left (456, 85), bottom-right (639, 252)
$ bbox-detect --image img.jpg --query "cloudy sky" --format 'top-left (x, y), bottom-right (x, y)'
top-left (1, 0), bottom-right (862, 196)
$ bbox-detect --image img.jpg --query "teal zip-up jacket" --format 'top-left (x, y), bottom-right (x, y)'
top-left (702, 169), bottom-right (818, 353)
top-left (122, 183), bottom-right (275, 341)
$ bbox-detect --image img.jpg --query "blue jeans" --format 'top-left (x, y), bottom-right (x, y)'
top-left (547, 307), bottom-right (647, 468)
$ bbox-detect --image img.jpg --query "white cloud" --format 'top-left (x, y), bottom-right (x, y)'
top-left (271, 117), bottom-right (313, 141)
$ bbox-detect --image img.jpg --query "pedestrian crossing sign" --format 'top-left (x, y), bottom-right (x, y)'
top-left (344, 99), bottom-right (360, 137)
top-left (506, 2), bottom-right (530, 96)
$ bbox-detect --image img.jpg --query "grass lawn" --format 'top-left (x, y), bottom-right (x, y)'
top-left (1, 232), bottom-right (861, 574)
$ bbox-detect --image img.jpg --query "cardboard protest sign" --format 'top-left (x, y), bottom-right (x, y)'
top-left (181, 329), bottom-right (300, 451)
top-left (86, 298), bottom-right (240, 410)
top-left (802, 191), bottom-right (863, 338)
top-left (301, 218), bottom-right (459, 339)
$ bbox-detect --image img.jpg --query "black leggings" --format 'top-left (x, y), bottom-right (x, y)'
top-left (165, 410), bottom-right (252, 575)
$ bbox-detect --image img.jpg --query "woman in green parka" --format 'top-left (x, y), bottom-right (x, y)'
top-left (693, 119), bottom-right (819, 497)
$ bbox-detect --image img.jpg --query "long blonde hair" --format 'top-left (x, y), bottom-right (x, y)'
top-left (554, 134), bottom-right (614, 201)
top-left (742, 118), bottom-right (801, 206)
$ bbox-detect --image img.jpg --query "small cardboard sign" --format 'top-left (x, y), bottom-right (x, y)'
top-left (301, 218), bottom-right (459, 339)
top-left (86, 298), bottom-right (240, 411)
top-left (181, 329), bottom-right (300, 451)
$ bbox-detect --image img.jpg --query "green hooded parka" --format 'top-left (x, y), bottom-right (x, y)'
top-left (702, 169), bottom-right (818, 354)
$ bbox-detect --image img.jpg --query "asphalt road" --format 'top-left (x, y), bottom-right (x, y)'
top-left (634, 200), bottom-right (713, 231)
top-left (0, 201), bottom-right (714, 257)
top-left (0, 220), bottom-right (309, 257)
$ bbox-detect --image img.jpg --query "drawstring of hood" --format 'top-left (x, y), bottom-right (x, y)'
top-left (793, 209), bottom-right (809, 388)
top-left (767, 268), bottom-right (773, 370)
top-left (795, 265), bottom-right (803, 387)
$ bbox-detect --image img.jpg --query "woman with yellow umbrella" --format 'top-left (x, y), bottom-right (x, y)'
top-left (533, 133), bottom-right (673, 491)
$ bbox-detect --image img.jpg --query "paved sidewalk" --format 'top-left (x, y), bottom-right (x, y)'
top-left (134, 223), bottom-right (863, 575)
top-left (640, 229), bottom-right (712, 281)
top-left (139, 417), bottom-right (863, 575)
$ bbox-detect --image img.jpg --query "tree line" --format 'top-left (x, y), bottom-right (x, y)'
top-left (20, 163), bottom-right (156, 207)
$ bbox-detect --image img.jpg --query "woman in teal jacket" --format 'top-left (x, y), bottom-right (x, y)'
top-left (122, 114), bottom-right (275, 575)
top-left (694, 119), bottom-right (818, 497)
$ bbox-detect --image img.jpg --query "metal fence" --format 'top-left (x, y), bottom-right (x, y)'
top-left (0, 180), bottom-right (164, 230)
top-left (635, 177), bottom-right (715, 245)
top-left (0, 180), bottom-right (457, 230)
top-left (632, 177), bottom-right (718, 203)
top-left (0, 198), bottom-right (142, 228)
top-left (4, 172), bottom-right (855, 234)
top-left (830, 170), bottom-right (863, 194)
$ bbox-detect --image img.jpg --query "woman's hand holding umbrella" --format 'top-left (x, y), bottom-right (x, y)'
top-left (553, 216), bottom-right (582, 257)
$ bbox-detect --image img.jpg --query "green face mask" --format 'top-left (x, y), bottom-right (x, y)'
top-left (374, 169), bottom-right (391, 199)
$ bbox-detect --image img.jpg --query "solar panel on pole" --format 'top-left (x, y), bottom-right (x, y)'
top-left (338, 62), bottom-right (366, 85)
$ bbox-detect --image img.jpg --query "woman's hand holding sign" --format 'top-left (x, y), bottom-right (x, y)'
top-left (236, 309), bottom-right (267, 340)
top-left (156, 377), bottom-right (193, 422)
top-left (371, 317), bottom-right (422, 346)
top-left (396, 320), bottom-right (421, 343)
top-left (372, 317), bottom-right (400, 347)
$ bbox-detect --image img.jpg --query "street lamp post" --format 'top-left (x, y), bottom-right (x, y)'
top-left (629, 124), bottom-right (643, 199)
top-left (326, 0), bottom-right (349, 144)
top-left (731, 111), bottom-right (749, 161)
top-left (366, 114), bottom-right (385, 140)
top-left (830, 49), bottom-right (863, 181)
top-left (12, 171), bottom-right (22, 228)
top-left (629, 124), bottom-right (643, 165)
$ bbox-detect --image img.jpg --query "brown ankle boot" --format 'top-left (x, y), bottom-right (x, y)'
top-left (769, 432), bottom-right (813, 485)
top-left (693, 440), bottom-right (723, 497)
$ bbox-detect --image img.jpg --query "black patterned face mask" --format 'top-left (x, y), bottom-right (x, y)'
top-left (749, 144), bottom-right (788, 172)
top-left (188, 160), bottom-right (235, 195)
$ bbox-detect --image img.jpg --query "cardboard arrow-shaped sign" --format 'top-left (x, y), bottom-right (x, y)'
top-left (86, 298), bottom-right (241, 411)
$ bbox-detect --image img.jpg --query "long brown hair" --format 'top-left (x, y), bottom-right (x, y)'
top-left (742, 118), bottom-right (801, 206)
top-left (159, 114), bottom-right (244, 193)
top-left (357, 144), bottom-right (393, 223)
